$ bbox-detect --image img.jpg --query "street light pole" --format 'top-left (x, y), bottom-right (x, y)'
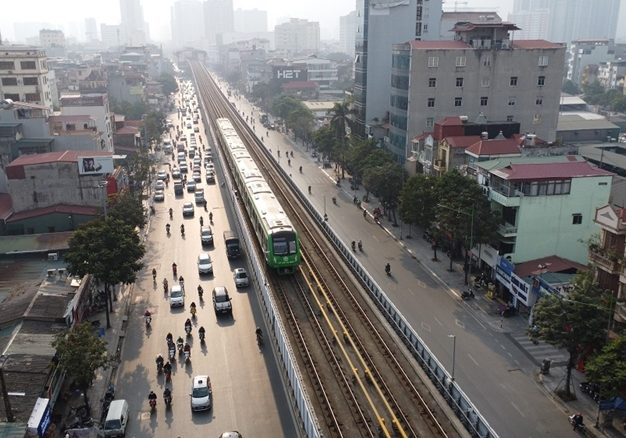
top-left (448, 334), bottom-right (456, 381)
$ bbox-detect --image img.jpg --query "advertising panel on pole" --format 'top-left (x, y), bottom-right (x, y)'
top-left (78, 156), bottom-right (114, 175)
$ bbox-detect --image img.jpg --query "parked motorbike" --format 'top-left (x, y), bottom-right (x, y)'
top-left (461, 288), bottom-right (475, 300)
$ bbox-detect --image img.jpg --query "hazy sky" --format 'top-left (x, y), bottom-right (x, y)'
top-left (1, 0), bottom-right (623, 42)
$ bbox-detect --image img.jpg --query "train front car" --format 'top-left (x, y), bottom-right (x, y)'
top-left (265, 212), bottom-right (300, 275)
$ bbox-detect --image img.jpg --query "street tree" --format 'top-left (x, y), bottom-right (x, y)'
top-left (144, 110), bottom-right (166, 145)
top-left (107, 191), bottom-right (146, 229)
top-left (329, 101), bottom-right (355, 177)
top-left (363, 162), bottom-right (405, 224)
top-left (562, 80), bottom-right (581, 95)
top-left (158, 73), bottom-right (178, 95)
top-left (52, 322), bottom-right (109, 415)
top-left (287, 106), bottom-right (314, 142)
top-left (586, 332), bottom-right (626, 399)
top-left (65, 218), bottom-right (145, 328)
top-left (530, 271), bottom-right (612, 399)
top-left (313, 126), bottom-right (336, 160)
top-left (435, 170), bottom-right (499, 272)
top-left (123, 149), bottom-right (154, 194)
top-left (399, 174), bottom-right (438, 230)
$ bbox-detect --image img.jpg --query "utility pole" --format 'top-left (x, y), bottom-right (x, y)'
top-left (0, 356), bottom-right (15, 422)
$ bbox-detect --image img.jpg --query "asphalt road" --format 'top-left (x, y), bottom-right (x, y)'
top-left (113, 86), bottom-right (297, 438)
top-left (218, 78), bottom-right (579, 438)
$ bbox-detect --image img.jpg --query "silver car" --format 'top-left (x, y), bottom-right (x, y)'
top-left (197, 253), bottom-right (213, 275)
top-left (190, 375), bottom-right (212, 411)
top-left (233, 268), bottom-right (249, 288)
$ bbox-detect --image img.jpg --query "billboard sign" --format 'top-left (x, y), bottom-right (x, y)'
top-left (273, 66), bottom-right (307, 83)
top-left (78, 156), bottom-right (114, 175)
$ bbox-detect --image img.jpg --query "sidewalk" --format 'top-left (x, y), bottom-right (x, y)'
top-left (219, 79), bottom-right (626, 436)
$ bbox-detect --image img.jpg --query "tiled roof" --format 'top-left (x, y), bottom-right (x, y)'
top-left (115, 126), bottom-right (140, 135)
top-left (7, 204), bottom-right (99, 223)
top-left (437, 116), bottom-right (464, 126)
top-left (7, 150), bottom-right (112, 167)
top-left (466, 138), bottom-right (521, 156)
top-left (514, 255), bottom-right (587, 278)
top-left (0, 193), bottom-right (13, 221)
top-left (492, 160), bottom-right (614, 181)
top-left (444, 135), bottom-right (482, 148)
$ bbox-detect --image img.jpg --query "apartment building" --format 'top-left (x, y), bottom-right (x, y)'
top-left (476, 156), bottom-right (613, 265)
top-left (339, 11), bottom-right (356, 57)
top-left (274, 19), bottom-right (320, 55)
top-left (591, 205), bottom-right (626, 327)
top-left (567, 39), bottom-right (612, 86)
top-left (60, 94), bottom-right (114, 152)
top-left (39, 29), bottom-right (66, 57)
top-left (354, 0), bottom-right (442, 138)
top-left (389, 21), bottom-right (565, 162)
top-left (0, 46), bottom-right (53, 109)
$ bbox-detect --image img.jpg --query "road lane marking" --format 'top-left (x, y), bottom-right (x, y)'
top-left (467, 353), bottom-right (479, 366)
top-left (510, 401), bottom-right (526, 417)
top-left (455, 319), bottom-right (465, 329)
top-left (421, 322), bottom-right (431, 332)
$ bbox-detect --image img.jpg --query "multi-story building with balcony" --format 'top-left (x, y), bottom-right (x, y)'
top-left (274, 19), bottom-right (320, 55)
top-left (475, 156), bottom-right (613, 265)
top-left (60, 93), bottom-right (114, 152)
top-left (0, 46), bottom-right (53, 109)
top-left (591, 205), bottom-right (626, 327)
top-left (389, 20), bottom-right (565, 162)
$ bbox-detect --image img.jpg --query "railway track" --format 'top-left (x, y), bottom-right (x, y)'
top-left (191, 61), bottom-right (463, 438)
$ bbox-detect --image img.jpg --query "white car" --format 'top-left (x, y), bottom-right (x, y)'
top-left (182, 202), bottom-right (195, 217)
top-left (212, 286), bottom-right (232, 315)
top-left (180, 164), bottom-right (189, 174)
top-left (170, 285), bottom-right (184, 308)
top-left (187, 180), bottom-right (197, 192)
top-left (197, 253), bottom-right (213, 275)
top-left (193, 172), bottom-right (202, 183)
top-left (157, 171), bottom-right (167, 180)
top-left (191, 375), bottom-right (212, 412)
top-left (233, 268), bottom-right (249, 288)
top-left (155, 180), bottom-right (165, 191)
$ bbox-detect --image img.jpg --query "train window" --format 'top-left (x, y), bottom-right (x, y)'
top-left (289, 240), bottom-right (297, 254)
top-left (273, 237), bottom-right (289, 255)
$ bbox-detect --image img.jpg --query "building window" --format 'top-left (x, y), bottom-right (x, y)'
top-left (506, 115), bottom-right (514, 122)
top-left (538, 55), bottom-right (549, 67)
top-left (3, 93), bottom-right (19, 101)
top-left (454, 97), bottom-right (463, 107)
top-left (572, 213), bottom-right (582, 225)
top-left (508, 97), bottom-right (516, 106)
top-left (20, 61), bottom-right (37, 70)
top-left (428, 56), bottom-right (439, 68)
top-left (533, 113), bottom-right (542, 123)
top-left (416, 22), bottom-right (422, 37)
top-left (455, 56), bottom-right (467, 67)
top-left (536, 97), bottom-right (543, 105)
top-left (23, 77), bottom-right (38, 86)
top-left (426, 117), bottom-right (434, 128)
top-left (1, 77), bottom-right (17, 86)
top-left (481, 77), bottom-right (490, 87)
top-left (480, 96), bottom-right (488, 106)
top-left (456, 77), bottom-right (464, 87)
top-left (537, 76), bottom-right (545, 86)
top-left (510, 76), bottom-right (518, 86)
top-left (0, 61), bottom-right (15, 69)
top-left (25, 93), bottom-right (39, 102)
top-left (428, 77), bottom-right (436, 87)
top-left (427, 97), bottom-right (435, 107)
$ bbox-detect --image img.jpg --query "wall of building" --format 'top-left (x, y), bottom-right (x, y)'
top-left (513, 175), bottom-right (612, 264)
top-left (5, 212), bottom-right (95, 235)
top-left (402, 45), bottom-right (564, 157)
top-left (61, 104), bottom-right (113, 152)
top-left (51, 135), bottom-right (104, 152)
top-left (7, 162), bottom-right (105, 212)
top-left (557, 127), bottom-right (620, 143)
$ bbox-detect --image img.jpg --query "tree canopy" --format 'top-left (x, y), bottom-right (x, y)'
top-left (530, 271), bottom-right (613, 398)
top-left (399, 174), bottom-right (438, 228)
top-left (107, 191), bottom-right (146, 229)
top-left (586, 332), bottom-right (626, 399)
top-left (158, 73), bottom-right (178, 95)
top-left (144, 110), bottom-right (166, 145)
top-left (52, 322), bottom-right (109, 413)
top-left (110, 99), bottom-right (148, 120)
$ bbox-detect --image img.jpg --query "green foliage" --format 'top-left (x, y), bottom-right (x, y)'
top-left (272, 95), bottom-right (315, 141)
top-left (110, 99), bottom-right (148, 120)
top-left (562, 80), bottom-right (581, 95)
top-left (52, 322), bottom-right (109, 409)
top-left (363, 162), bottom-right (405, 214)
top-left (107, 191), bottom-right (146, 229)
top-left (159, 73), bottom-right (178, 95)
top-left (313, 126), bottom-right (336, 159)
top-left (399, 174), bottom-right (438, 227)
top-left (586, 332), bottom-right (626, 399)
top-left (531, 271), bottom-right (613, 397)
top-left (123, 148), bottom-right (154, 193)
top-left (271, 95), bottom-right (303, 119)
top-left (65, 218), bottom-right (145, 288)
top-left (144, 110), bottom-right (166, 145)
top-left (582, 81), bottom-right (626, 111)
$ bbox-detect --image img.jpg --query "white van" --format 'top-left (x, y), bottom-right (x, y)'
top-left (103, 399), bottom-right (129, 437)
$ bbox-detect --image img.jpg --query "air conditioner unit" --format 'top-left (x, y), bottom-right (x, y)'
top-left (47, 269), bottom-right (56, 277)
top-left (48, 252), bottom-right (59, 261)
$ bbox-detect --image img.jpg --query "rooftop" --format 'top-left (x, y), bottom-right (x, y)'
top-left (302, 101), bottom-right (340, 111)
top-left (514, 255), bottom-right (587, 278)
top-left (476, 155), bottom-right (586, 172)
top-left (7, 204), bottom-right (99, 223)
top-left (443, 135), bottom-right (482, 148)
top-left (48, 115), bottom-right (94, 123)
top-left (492, 159), bottom-right (613, 181)
top-left (557, 112), bottom-right (620, 131)
top-left (7, 150), bottom-right (111, 167)
top-left (0, 231), bottom-right (73, 255)
top-left (466, 138), bottom-right (521, 157)
top-left (451, 21), bottom-right (520, 32)
top-left (578, 143), bottom-right (626, 173)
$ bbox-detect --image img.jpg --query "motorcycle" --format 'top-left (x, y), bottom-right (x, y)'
top-left (149, 398), bottom-right (156, 412)
top-left (197, 286), bottom-right (204, 300)
top-left (351, 241), bottom-right (356, 252)
top-left (332, 197), bottom-right (337, 205)
top-left (145, 315), bottom-right (152, 328)
top-left (190, 306), bottom-right (197, 318)
top-left (256, 332), bottom-right (264, 347)
top-left (163, 279), bottom-right (169, 294)
top-left (358, 241), bottom-right (363, 252)
top-left (166, 224), bottom-right (170, 236)
top-left (177, 340), bottom-right (184, 356)
top-left (168, 345), bottom-right (176, 361)
top-left (180, 225), bottom-right (185, 237)
top-left (157, 360), bottom-right (163, 374)
top-left (185, 324), bottom-right (192, 336)
top-left (172, 264), bottom-right (177, 277)
top-left (461, 289), bottom-right (475, 300)
top-left (199, 330), bottom-right (206, 343)
top-left (569, 414), bottom-right (586, 432)
top-left (164, 393), bottom-right (172, 408)
top-left (385, 264), bottom-right (391, 277)
top-left (184, 349), bottom-right (191, 363)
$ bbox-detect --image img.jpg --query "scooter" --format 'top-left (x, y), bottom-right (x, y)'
top-left (184, 350), bottom-right (191, 363)
top-left (177, 340), bottom-right (184, 356)
top-left (358, 241), bottom-right (363, 252)
top-left (256, 332), bottom-right (264, 348)
top-left (569, 414), bottom-right (586, 432)
top-left (145, 315), bottom-right (152, 328)
top-left (199, 331), bottom-right (206, 343)
top-left (461, 289), bottom-right (475, 300)
top-left (168, 345), bottom-right (176, 361)
top-left (185, 325), bottom-right (192, 337)
top-left (156, 360), bottom-right (163, 374)
top-left (149, 398), bottom-right (156, 412)
top-left (164, 393), bottom-right (172, 408)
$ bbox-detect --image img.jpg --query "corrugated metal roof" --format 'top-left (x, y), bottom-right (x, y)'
top-left (492, 160), bottom-right (613, 180)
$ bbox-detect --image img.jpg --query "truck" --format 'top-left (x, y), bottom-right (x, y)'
top-left (223, 230), bottom-right (240, 259)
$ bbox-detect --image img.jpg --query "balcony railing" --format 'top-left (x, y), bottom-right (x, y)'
top-left (588, 245), bottom-right (623, 275)
top-left (433, 159), bottom-right (446, 171)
